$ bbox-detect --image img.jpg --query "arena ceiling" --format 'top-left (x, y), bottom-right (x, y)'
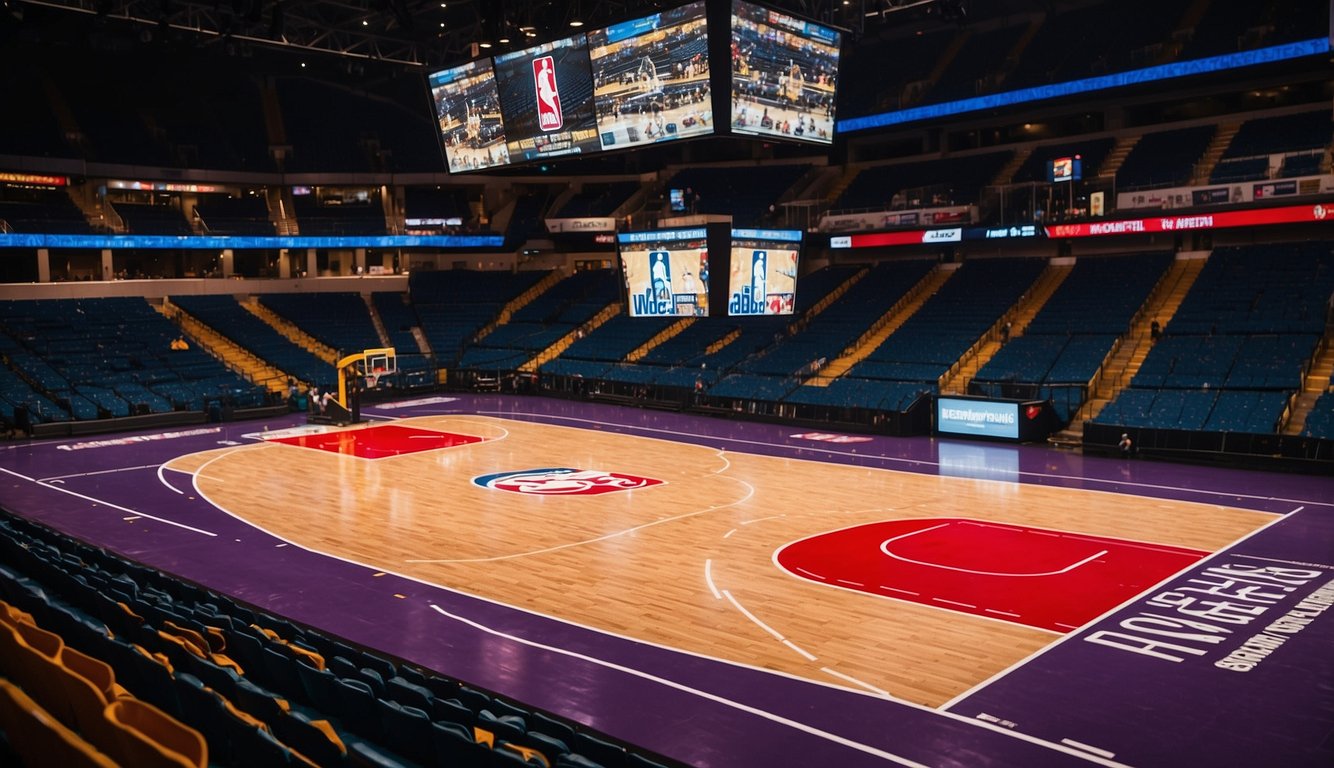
top-left (4, 0), bottom-right (1048, 68)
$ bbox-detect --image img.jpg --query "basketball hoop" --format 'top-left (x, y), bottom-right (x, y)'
top-left (333, 347), bottom-right (396, 424)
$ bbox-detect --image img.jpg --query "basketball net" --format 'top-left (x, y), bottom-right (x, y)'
top-left (365, 366), bottom-right (385, 389)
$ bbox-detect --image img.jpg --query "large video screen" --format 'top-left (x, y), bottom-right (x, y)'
top-left (1049, 156), bottom-right (1083, 183)
top-left (619, 228), bottom-right (711, 317)
top-left (727, 228), bottom-right (800, 315)
top-left (936, 397), bottom-right (1020, 440)
top-left (730, 0), bottom-right (840, 145)
top-left (588, 1), bottom-right (713, 151)
top-left (428, 59), bottom-right (512, 172)
top-left (493, 35), bottom-right (602, 163)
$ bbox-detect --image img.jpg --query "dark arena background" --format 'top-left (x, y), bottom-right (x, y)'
top-left (0, 1), bottom-right (1332, 767)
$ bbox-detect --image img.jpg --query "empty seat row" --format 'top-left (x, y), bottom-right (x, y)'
top-left (0, 511), bottom-right (672, 768)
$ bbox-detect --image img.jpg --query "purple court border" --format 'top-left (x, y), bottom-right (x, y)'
top-left (0, 394), bottom-right (1330, 768)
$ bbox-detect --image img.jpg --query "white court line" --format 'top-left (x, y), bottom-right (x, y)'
top-left (1231, 553), bottom-right (1334, 570)
top-left (945, 518), bottom-right (1211, 556)
top-left (937, 511), bottom-right (1295, 713)
top-left (426, 603), bottom-right (932, 768)
top-left (267, 416), bottom-right (507, 462)
top-left (722, 589), bottom-right (786, 643)
top-left (157, 464), bottom-right (185, 494)
top-left (704, 559), bottom-right (721, 600)
top-left (822, 667), bottom-right (892, 699)
top-left (742, 515), bottom-right (785, 526)
top-left (1061, 739), bottom-right (1116, 759)
top-left (175, 413), bottom-right (1128, 767)
top-left (773, 521), bottom-right (1061, 636)
top-left (796, 567), bottom-right (825, 580)
top-left (783, 639), bottom-right (818, 661)
top-left (407, 474), bottom-right (755, 564)
top-left (39, 463), bottom-right (162, 482)
top-left (985, 609), bottom-right (1021, 618)
top-left (475, 411), bottom-right (1327, 511)
top-left (0, 466), bottom-right (216, 537)
top-left (880, 524), bottom-right (1109, 577)
top-left (880, 586), bottom-right (919, 596)
top-left (725, 590), bottom-right (821, 666)
top-left (723, 528), bottom-right (738, 539)
top-left (1050, 530), bottom-right (1202, 556)
top-left (933, 598), bottom-right (976, 609)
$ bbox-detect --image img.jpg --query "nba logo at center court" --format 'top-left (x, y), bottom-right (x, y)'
top-left (473, 468), bottom-right (663, 495)
top-left (533, 56), bottom-right (563, 131)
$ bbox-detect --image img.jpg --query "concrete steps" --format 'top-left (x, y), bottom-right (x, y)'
top-left (1099, 135), bottom-right (1141, 179)
top-left (159, 300), bottom-right (292, 392)
top-left (1060, 254), bottom-right (1209, 441)
top-left (521, 303), bottom-right (621, 373)
top-left (476, 270), bottom-right (565, 342)
top-left (627, 318), bottom-right (694, 362)
top-left (364, 294), bottom-right (393, 348)
top-left (1191, 122), bottom-right (1241, 185)
top-left (242, 298), bottom-right (339, 364)
top-left (939, 261), bottom-right (1073, 394)
top-left (1282, 336), bottom-right (1334, 434)
top-left (805, 265), bottom-right (955, 386)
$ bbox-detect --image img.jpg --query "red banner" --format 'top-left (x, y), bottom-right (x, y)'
top-left (0, 172), bottom-right (68, 187)
top-left (831, 228), bottom-right (962, 249)
top-left (1044, 203), bottom-right (1332, 238)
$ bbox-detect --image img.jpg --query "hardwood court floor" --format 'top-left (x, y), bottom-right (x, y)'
top-left (166, 414), bottom-right (1271, 707)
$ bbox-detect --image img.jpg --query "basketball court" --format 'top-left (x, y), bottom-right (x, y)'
top-left (1, 394), bottom-right (1331, 767)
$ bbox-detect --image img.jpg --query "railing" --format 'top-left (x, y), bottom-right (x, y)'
top-left (527, 371), bottom-right (936, 437)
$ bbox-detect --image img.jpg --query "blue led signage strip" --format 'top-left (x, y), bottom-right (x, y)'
top-left (731, 228), bottom-right (803, 242)
top-left (839, 38), bottom-right (1330, 134)
top-left (0, 234), bottom-right (506, 250)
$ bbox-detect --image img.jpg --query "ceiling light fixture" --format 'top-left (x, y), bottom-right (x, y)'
top-left (569, 20), bottom-right (583, 27)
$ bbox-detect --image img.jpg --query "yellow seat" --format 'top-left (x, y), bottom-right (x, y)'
top-left (0, 679), bottom-right (118, 768)
top-left (56, 645), bottom-right (125, 750)
top-left (0, 599), bottom-right (36, 627)
top-left (104, 697), bottom-right (209, 768)
top-left (162, 620), bottom-right (212, 656)
top-left (0, 620), bottom-right (77, 728)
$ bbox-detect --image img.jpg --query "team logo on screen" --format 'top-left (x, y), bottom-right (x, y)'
top-left (533, 56), bottom-right (563, 131)
top-left (473, 467), bottom-right (663, 495)
top-left (732, 249), bottom-right (768, 315)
